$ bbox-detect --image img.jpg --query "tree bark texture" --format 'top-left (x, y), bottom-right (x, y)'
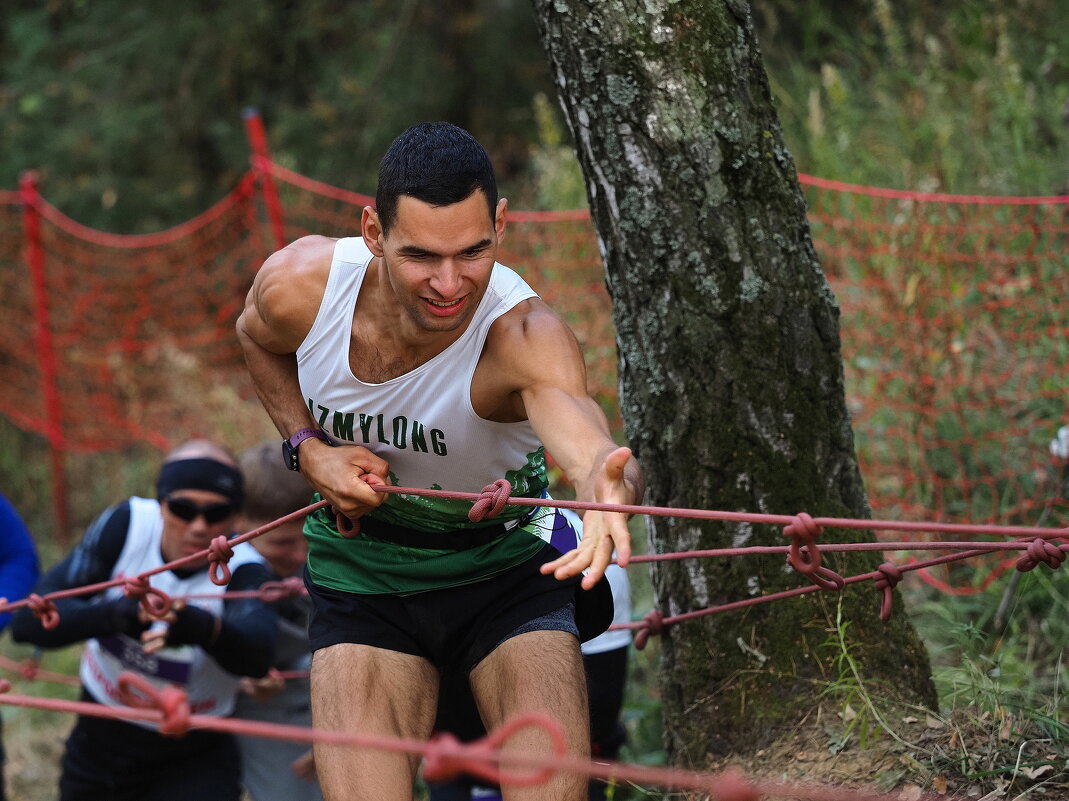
top-left (531, 0), bottom-right (937, 764)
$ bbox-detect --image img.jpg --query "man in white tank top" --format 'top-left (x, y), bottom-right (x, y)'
top-left (237, 122), bottom-right (644, 801)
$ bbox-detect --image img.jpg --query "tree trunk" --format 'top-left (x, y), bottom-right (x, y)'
top-left (531, 0), bottom-right (937, 764)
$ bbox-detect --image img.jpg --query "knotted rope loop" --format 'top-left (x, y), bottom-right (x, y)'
top-left (19, 656), bottom-right (39, 680)
top-left (207, 536), bottom-right (234, 585)
top-left (117, 671), bottom-right (191, 736)
top-left (27, 594), bottom-right (60, 630)
top-left (1016, 538), bottom-right (1066, 572)
top-left (873, 562), bottom-right (903, 622)
top-left (469, 479), bottom-right (512, 522)
top-left (423, 712), bottom-right (565, 787)
top-left (421, 732), bottom-right (467, 783)
top-left (805, 565), bottom-right (847, 592)
top-left (122, 576), bottom-right (173, 618)
top-left (332, 508), bottom-right (360, 538)
top-left (709, 767), bottom-right (761, 801)
top-left (633, 608), bottom-right (665, 651)
top-left (259, 576), bottom-right (306, 602)
top-left (782, 513), bottom-right (825, 575)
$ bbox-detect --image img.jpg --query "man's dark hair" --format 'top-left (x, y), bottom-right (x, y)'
top-left (375, 122), bottom-right (498, 235)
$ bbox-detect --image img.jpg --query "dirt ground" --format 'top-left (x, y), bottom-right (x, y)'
top-left (701, 704), bottom-right (1068, 800)
top-left (5, 716), bottom-right (67, 801)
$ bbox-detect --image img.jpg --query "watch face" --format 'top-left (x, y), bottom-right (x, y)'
top-left (282, 439), bottom-right (299, 471)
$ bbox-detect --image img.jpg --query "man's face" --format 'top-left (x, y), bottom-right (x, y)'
top-left (160, 489), bottom-right (237, 566)
top-left (248, 519), bottom-right (307, 578)
top-left (371, 191), bottom-right (506, 335)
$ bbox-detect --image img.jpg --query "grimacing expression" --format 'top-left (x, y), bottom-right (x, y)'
top-left (160, 489), bottom-right (237, 565)
top-left (375, 192), bottom-right (505, 335)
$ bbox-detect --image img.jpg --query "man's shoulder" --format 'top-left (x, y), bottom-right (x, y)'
top-left (265, 235), bottom-right (340, 276)
top-left (252, 236), bottom-right (344, 334)
top-left (489, 294), bottom-right (569, 344)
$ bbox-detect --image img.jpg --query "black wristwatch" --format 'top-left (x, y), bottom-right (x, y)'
top-left (282, 427), bottom-right (329, 472)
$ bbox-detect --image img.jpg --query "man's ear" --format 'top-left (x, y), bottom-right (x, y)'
top-left (495, 197), bottom-right (508, 243)
top-left (361, 206), bottom-right (385, 256)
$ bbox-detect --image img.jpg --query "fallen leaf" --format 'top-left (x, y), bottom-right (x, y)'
top-left (925, 714), bottom-right (944, 729)
top-left (931, 776), bottom-right (948, 794)
top-left (902, 716), bottom-right (919, 724)
top-left (1020, 764), bottom-right (1054, 780)
top-left (897, 785), bottom-right (922, 801)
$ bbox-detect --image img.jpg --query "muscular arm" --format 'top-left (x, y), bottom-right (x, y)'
top-left (236, 236), bottom-right (389, 520)
top-left (484, 301), bottom-right (645, 588)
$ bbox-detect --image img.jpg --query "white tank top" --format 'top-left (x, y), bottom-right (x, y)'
top-left (80, 497), bottom-right (265, 724)
top-left (296, 237), bottom-right (549, 531)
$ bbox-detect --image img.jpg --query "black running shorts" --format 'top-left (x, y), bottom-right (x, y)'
top-left (305, 542), bottom-right (612, 673)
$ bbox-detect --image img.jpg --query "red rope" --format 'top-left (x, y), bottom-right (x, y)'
top-left (0, 676), bottom-right (956, 801)
top-left (372, 483), bottom-right (1067, 542)
top-left (797, 172), bottom-right (1069, 205)
top-left (34, 173), bottom-right (256, 247)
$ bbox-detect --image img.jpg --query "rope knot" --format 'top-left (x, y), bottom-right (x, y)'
top-left (19, 656), bottom-right (40, 680)
top-left (117, 672), bottom-right (191, 736)
top-left (874, 562), bottom-right (903, 621)
top-left (122, 575), bottom-right (173, 618)
top-left (331, 507), bottom-right (360, 538)
top-left (421, 732), bottom-right (466, 783)
top-left (424, 713), bottom-right (564, 787)
top-left (259, 576), bottom-right (306, 602)
top-left (207, 536), bottom-right (235, 585)
top-left (783, 512), bottom-right (826, 575)
top-left (27, 594), bottom-right (60, 630)
top-left (634, 608), bottom-right (665, 651)
top-left (1016, 538), bottom-right (1066, 572)
top-left (782, 512), bottom-right (845, 591)
top-left (469, 479), bottom-right (512, 522)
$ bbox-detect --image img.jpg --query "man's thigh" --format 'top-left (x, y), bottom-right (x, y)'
top-left (311, 643), bottom-right (438, 801)
top-left (469, 630), bottom-right (589, 801)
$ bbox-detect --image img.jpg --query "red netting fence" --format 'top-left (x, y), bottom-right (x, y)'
top-left (1, 113), bottom-right (1066, 581)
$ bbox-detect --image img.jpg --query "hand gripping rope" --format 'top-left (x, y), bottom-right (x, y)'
top-left (122, 575), bottom-right (174, 617)
top-left (257, 576), bottom-right (305, 602)
top-left (25, 594), bottom-right (59, 630)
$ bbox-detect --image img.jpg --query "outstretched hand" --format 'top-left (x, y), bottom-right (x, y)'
top-left (540, 446), bottom-right (636, 590)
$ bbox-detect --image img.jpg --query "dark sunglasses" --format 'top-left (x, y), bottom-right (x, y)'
top-left (164, 496), bottom-right (235, 525)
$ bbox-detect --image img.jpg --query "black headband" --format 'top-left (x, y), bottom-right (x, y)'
top-left (156, 458), bottom-right (244, 506)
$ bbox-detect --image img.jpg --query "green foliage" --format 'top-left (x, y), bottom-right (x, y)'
top-left (520, 93), bottom-right (589, 210)
top-left (0, 0), bottom-right (559, 231)
top-left (909, 566), bottom-right (1069, 720)
top-left (755, 0), bottom-right (1069, 194)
